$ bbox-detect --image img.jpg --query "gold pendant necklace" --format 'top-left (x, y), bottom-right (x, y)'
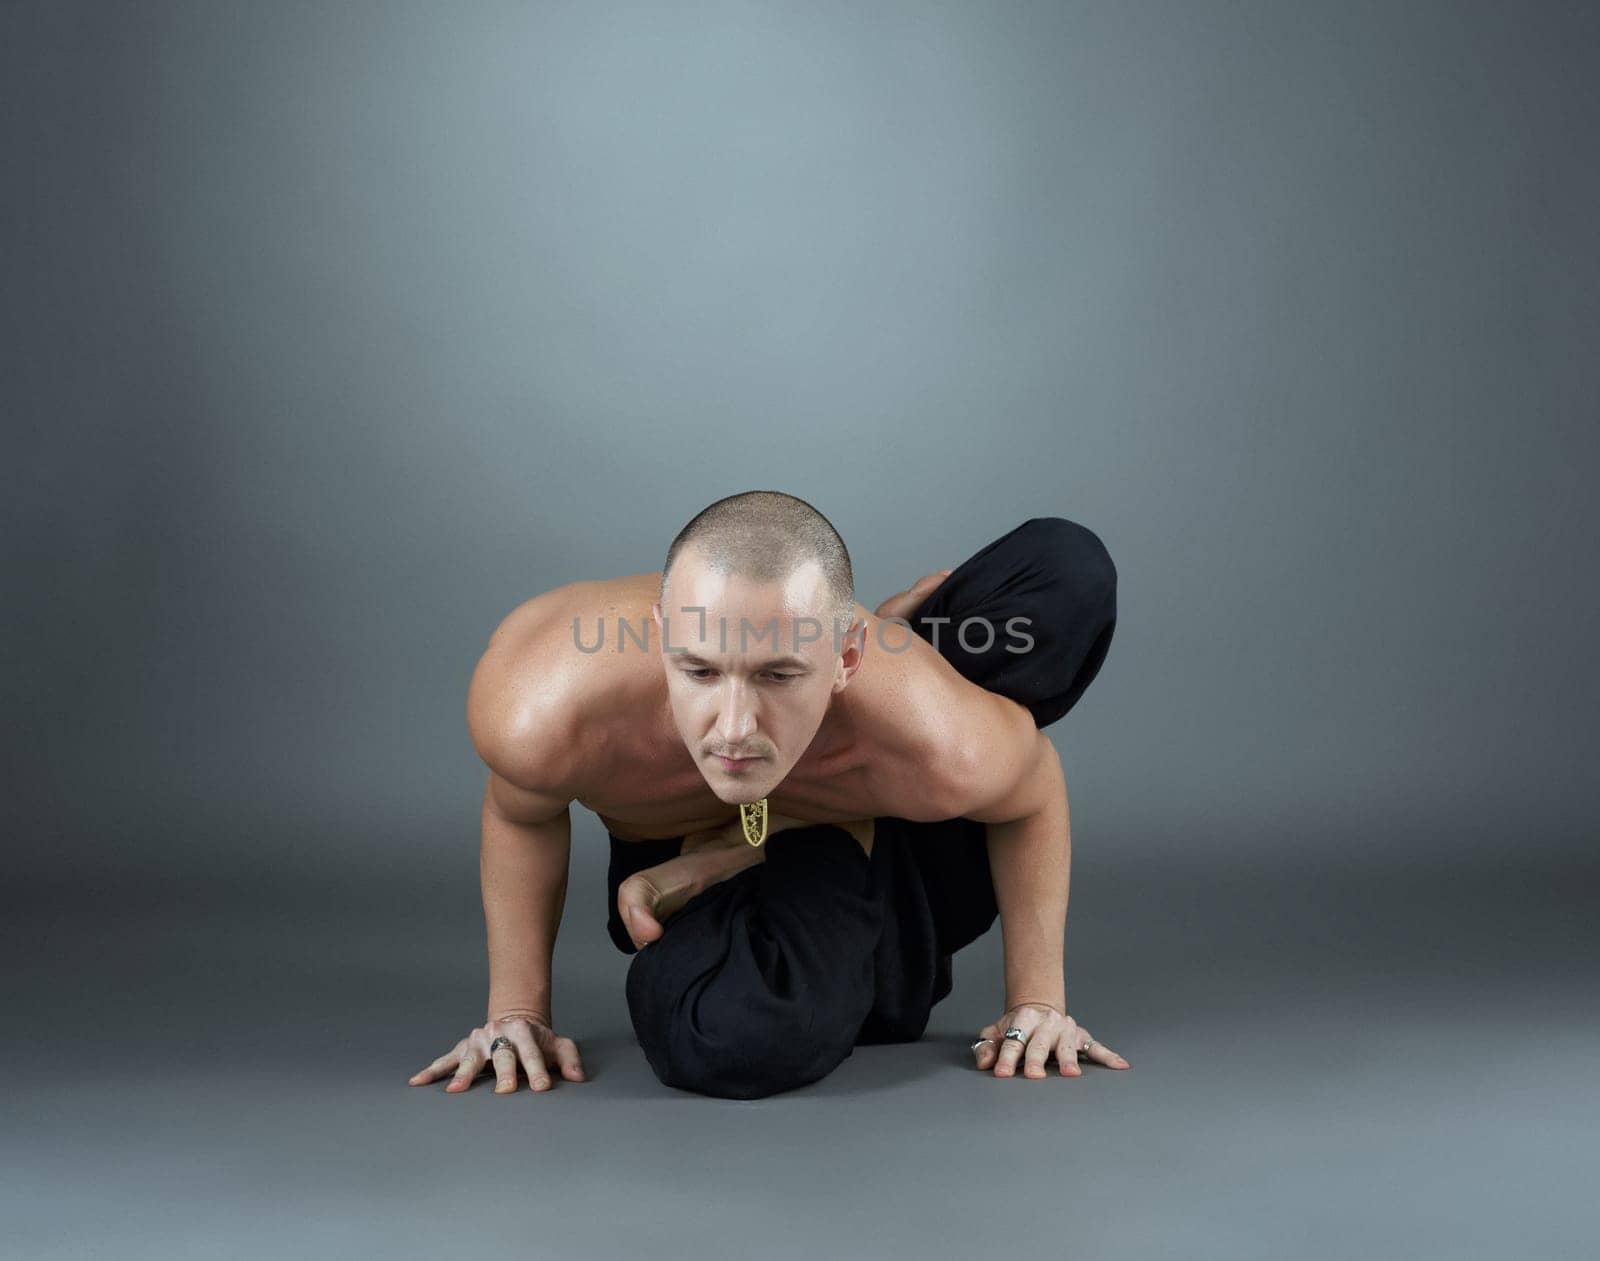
top-left (739, 797), bottom-right (769, 847)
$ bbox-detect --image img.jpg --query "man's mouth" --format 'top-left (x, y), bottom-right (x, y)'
top-left (711, 754), bottom-right (761, 772)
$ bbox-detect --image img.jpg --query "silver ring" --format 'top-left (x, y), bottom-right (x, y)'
top-left (489, 1036), bottom-right (514, 1055)
top-left (971, 1038), bottom-right (995, 1052)
top-left (1002, 1027), bottom-right (1026, 1043)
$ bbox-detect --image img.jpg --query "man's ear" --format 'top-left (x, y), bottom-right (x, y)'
top-left (834, 616), bottom-right (867, 690)
top-left (651, 601), bottom-right (666, 655)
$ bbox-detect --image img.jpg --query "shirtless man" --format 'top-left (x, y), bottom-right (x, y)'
top-left (409, 491), bottom-right (1129, 1098)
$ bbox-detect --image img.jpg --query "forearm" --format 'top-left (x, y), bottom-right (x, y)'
top-left (984, 738), bottom-right (1071, 1010)
top-left (480, 803), bottom-right (571, 1022)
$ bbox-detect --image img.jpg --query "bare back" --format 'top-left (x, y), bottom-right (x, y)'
top-left (469, 571), bottom-right (1009, 842)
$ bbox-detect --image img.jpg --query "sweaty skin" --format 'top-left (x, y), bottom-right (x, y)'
top-left (470, 570), bottom-right (1030, 848)
top-left (411, 561), bottom-right (1129, 1095)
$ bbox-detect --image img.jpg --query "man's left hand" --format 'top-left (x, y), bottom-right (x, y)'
top-left (972, 1002), bottom-right (1129, 1078)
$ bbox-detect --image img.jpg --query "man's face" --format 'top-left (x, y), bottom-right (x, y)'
top-left (652, 550), bottom-right (863, 804)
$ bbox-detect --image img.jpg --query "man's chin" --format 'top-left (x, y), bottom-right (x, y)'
top-left (705, 777), bottom-right (773, 805)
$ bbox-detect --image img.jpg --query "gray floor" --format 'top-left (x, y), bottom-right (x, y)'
top-left (5, 843), bottom-right (1596, 1260)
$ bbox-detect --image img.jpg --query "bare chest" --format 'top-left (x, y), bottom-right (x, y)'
top-left (556, 580), bottom-right (962, 839)
top-left (575, 723), bottom-right (908, 841)
top-left (576, 705), bottom-right (951, 844)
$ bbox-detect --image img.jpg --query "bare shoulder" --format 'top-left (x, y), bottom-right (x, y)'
top-left (466, 583), bottom-right (604, 794)
top-left (933, 665), bottom-right (1049, 822)
top-left (845, 615), bottom-right (1013, 818)
top-left (866, 615), bottom-right (1042, 817)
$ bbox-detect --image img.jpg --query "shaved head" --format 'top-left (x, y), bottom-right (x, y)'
top-left (660, 490), bottom-right (855, 633)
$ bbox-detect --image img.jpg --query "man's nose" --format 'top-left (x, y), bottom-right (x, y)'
top-left (716, 681), bottom-right (757, 742)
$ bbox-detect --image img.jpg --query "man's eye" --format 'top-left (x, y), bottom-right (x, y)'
top-left (684, 669), bottom-right (796, 682)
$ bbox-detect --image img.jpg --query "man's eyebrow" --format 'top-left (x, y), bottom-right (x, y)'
top-left (672, 653), bottom-right (813, 671)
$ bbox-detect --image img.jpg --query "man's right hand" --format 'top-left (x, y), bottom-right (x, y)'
top-left (874, 568), bottom-right (953, 622)
top-left (408, 1014), bottom-right (586, 1095)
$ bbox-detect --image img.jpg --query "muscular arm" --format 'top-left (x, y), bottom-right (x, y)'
top-left (467, 601), bottom-right (582, 1023)
top-left (947, 698), bottom-right (1072, 1011)
top-left (479, 772), bottom-right (573, 1022)
top-left (409, 604), bottom-right (590, 1098)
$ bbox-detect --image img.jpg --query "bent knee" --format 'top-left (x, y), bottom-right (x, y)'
top-left (1021, 516), bottom-right (1117, 605)
top-left (649, 1017), bottom-right (861, 1100)
top-left (627, 945), bottom-right (874, 1098)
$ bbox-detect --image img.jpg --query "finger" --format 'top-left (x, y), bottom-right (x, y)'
top-left (490, 1040), bottom-right (520, 1094)
top-left (1022, 1025), bottom-right (1055, 1079)
top-left (991, 1007), bottom-right (1047, 1077)
top-left (446, 1044), bottom-right (485, 1092)
top-left (993, 1031), bottom-right (1028, 1078)
top-left (512, 1035), bottom-right (552, 1092)
top-left (876, 572), bottom-right (951, 621)
top-left (1081, 1037), bottom-right (1130, 1070)
top-left (1056, 1028), bottom-right (1082, 1077)
top-left (409, 1050), bottom-right (460, 1085)
top-left (972, 1019), bottom-right (1002, 1070)
top-left (549, 1036), bottom-right (586, 1083)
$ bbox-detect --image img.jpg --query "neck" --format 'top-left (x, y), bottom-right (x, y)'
top-left (802, 692), bottom-right (861, 769)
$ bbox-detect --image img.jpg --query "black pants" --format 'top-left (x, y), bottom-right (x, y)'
top-left (606, 516), bottom-right (1117, 1099)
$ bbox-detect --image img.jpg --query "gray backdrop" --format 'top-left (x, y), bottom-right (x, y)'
top-left (5, 2), bottom-right (1597, 1258)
